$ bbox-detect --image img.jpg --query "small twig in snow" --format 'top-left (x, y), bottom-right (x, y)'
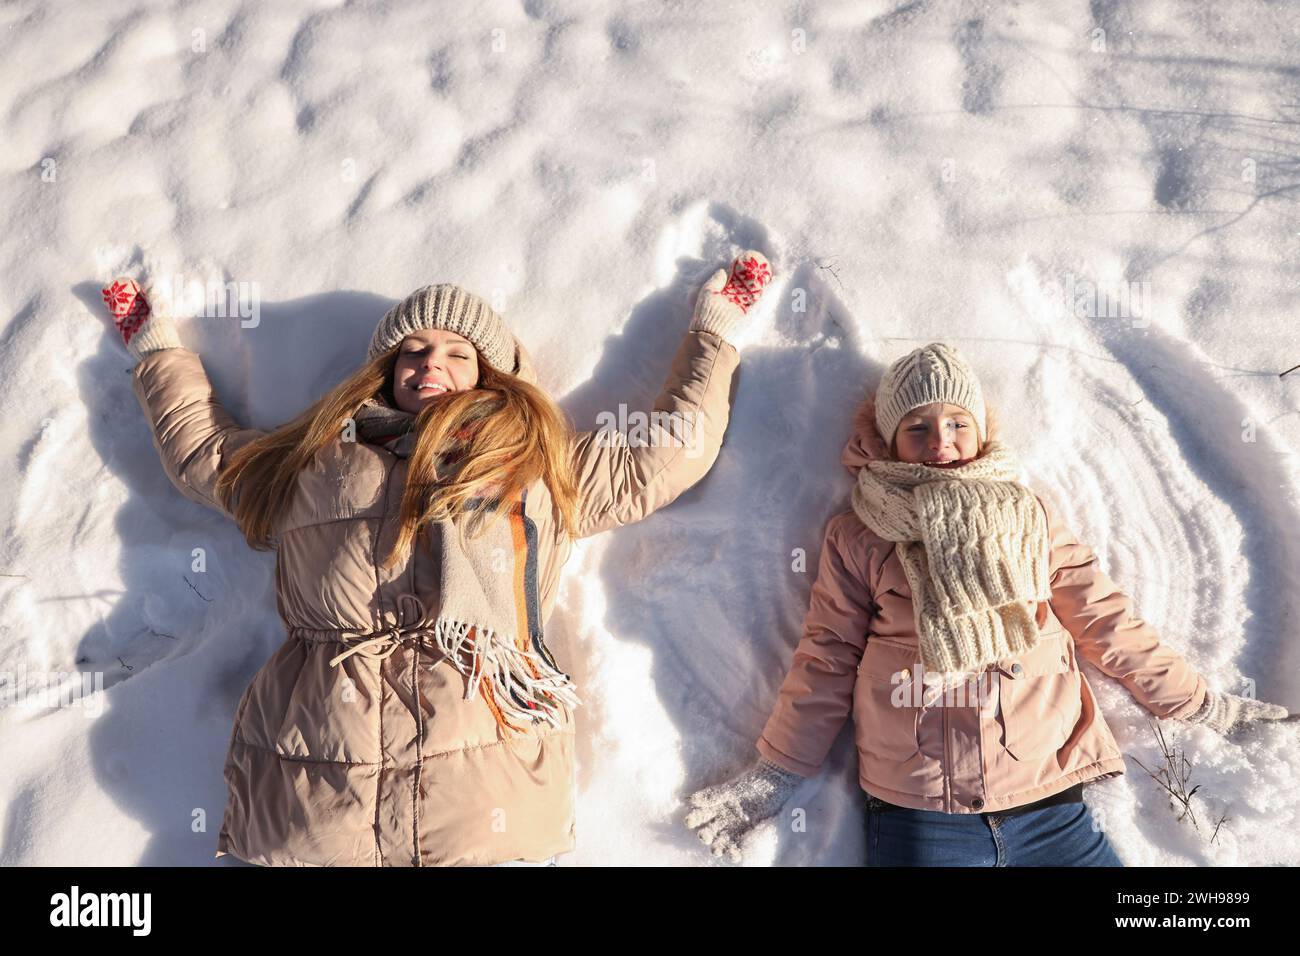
top-left (1130, 719), bottom-right (1203, 832)
top-left (1210, 809), bottom-right (1229, 845)
top-left (815, 255), bottom-right (845, 292)
top-left (184, 575), bottom-right (212, 602)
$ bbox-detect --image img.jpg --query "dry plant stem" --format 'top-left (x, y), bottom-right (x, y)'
top-left (1131, 719), bottom-right (1203, 832)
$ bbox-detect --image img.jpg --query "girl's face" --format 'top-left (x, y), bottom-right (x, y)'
top-left (392, 329), bottom-right (480, 413)
top-left (891, 402), bottom-right (980, 467)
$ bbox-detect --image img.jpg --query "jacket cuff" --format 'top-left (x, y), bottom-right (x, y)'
top-left (1163, 673), bottom-right (1211, 722)
top-left (1181, 690), bottom-right (1215, 723)
top-left (1172, 681), bottom-right (1213, 723)
top-left (685, 326), bottom-right (738, 355)
top-left (755, 737), bottom-right (817, 777)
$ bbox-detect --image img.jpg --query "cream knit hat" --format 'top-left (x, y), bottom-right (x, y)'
top-left (367, 284), bottom-right (515, 373)
top-left (874, 342), bottom-right (986, 445)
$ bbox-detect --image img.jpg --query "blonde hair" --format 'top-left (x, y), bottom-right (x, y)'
top-left (214, 345), bottom-right (581, 570)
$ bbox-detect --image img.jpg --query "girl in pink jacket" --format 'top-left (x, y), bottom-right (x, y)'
top-left (685, 342), bottom-right (1288, 866)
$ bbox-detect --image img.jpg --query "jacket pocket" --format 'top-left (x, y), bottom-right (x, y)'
top-left (874, 555), bottom-right (911, 600)
top-left (855, 643), bottom-right (921, 761)
top-left (221, 680), bottom-right (257, 782)
top-left (232, 639), bottom-right (305, 753)
top-left (273, 640), bottom-right (383, 763)
top-left (994, 631), bottom-right (1082, 762)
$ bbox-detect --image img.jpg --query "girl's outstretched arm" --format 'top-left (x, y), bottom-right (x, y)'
top-left (567, 251), bottom-right (770, 538)
top-left (1037, 493), bottom-right (1208, 721)
top-left (103, 278), bottom-right (265, 520)
top-left (755, 512), bottom-right (877, 776)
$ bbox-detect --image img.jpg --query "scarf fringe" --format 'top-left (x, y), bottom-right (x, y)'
top-left (352, 398), bottom-right (581, 736)
top-left (432, 619), bottom-right (582, 731)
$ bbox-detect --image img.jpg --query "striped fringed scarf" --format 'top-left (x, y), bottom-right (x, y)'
top-left (353, 395), bottom-right (580, 734)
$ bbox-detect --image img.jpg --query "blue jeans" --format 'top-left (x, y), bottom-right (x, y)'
top-left (865, 798), bottom-right (1124, 867)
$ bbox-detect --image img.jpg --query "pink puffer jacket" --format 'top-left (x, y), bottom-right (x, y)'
top-left (755, 394), bottom-right (1208, 814)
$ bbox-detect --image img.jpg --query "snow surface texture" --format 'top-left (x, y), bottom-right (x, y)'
top-left (1, 0), bottom-right (1297, 866)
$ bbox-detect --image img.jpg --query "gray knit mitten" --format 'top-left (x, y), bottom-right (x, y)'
top-left (1181, 688), bottom-right (1289, 736)
top-left (689, 250), bottom-right (772, 346)
top-left (102, 277), bottom-right (183, 362)
top-left (683, 756), bottom-right (804, 863)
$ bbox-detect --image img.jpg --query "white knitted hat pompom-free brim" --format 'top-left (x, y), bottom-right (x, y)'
top-left (367, 284), bottom-right (515, 374)
top-left (873, 342), bottom-right (987, 445)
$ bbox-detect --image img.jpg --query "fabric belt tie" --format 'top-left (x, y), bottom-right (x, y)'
top-left (326, 593), bottom-right (433, 669)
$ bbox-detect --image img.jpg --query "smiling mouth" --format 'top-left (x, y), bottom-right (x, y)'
top-left (922, 459), bottom-right (965, 468)
top-left (410, 381), bottom-right (450, 395)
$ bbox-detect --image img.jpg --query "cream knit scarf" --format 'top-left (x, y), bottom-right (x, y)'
top-left (350, 396), bottom-right (580, 733)
top-left (849, 439), bottom-right (1052, 687)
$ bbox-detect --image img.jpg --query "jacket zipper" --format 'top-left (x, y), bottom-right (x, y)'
top-left (409, 493), bottom-right (423, 867)
top-left (942, 693), bottom-right (951, 813)
top-left (369, 462), bottom-right (399, 867)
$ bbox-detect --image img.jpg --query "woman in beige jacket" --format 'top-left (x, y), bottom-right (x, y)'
top-left (100, 253), bottom-right (772, 866)
top-left (685, 342), bottom-right (1289, 866)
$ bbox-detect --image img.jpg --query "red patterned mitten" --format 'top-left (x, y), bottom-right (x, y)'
top-left (101, 277), bottom-right (182, 361)
top-left (690, 250), bottom-right (773, 345)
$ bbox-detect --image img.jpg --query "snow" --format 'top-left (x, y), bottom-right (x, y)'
top-left (1, 0), bottom-right (1298, 866)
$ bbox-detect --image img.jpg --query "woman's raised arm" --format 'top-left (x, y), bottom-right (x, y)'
top-left (103, 278), bottom-right (265, 520)
top-left (567, 251), bottom-right (770, 539)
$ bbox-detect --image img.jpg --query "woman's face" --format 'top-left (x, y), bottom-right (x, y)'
top-left (392, 329), bottom-right (480, 413)
top-left (892, 402), bottom-right (980, 467)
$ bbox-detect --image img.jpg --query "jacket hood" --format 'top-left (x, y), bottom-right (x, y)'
top-left (512, 334), bottom-right (537, 386)
top-left (840, 389), bottom-right (1000, 476)
top-left (841, 390), bottom-right (891, 475)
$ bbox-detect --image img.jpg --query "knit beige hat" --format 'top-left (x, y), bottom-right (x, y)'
top-left (874, 342), bottom-right (986, 444)
top-left (367, 284), bottom-right (515, 373)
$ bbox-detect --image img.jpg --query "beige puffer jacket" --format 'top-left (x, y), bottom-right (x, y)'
top-left (131, 330), bottom-right (739, 865)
